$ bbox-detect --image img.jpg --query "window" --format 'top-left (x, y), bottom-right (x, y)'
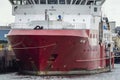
top-left (96, 1), bottom-right (101, 5)
top-left (59, 0), bottom-right (65, 4)
top-left (41, 0), bottom-right (46, 4)
top-left (67, 0), bottom-right (71, 4)
top-left (90, 34), bottom-right (92, 38)
top-left (13, 0), bottom-right (17, 5)
top-left (96, 34), bottom-right (98, 38)
top-left (70, 0), bottom-right (81, 4)
top-left (76, 0), bottom-right (81, 4)
top-left (17, 1), bottom-right (22, 5)
top-left (87, 1), bottom-right (93, 5)
top-left (94, 7), bottom-right (97, 12)
top-left (34, 0), bottom-right (39, 4)
top-left (64, 0), bottom-right (81, 4)
top-left (93, 34), bottom-right (95, 38)
top-left (10, 0), bottom-right (22, 5)
top-left (81, 0), bottom-right (86, 5)
top-left (72, 0), bottom-right (76, 4)
top-left (48, 0), bottom-right (57, 4)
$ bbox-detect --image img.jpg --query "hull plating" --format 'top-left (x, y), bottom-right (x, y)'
top-left (7, 29), bottom-right (111, 75)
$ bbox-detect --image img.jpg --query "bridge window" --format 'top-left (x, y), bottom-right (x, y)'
top-left (90, 34), bottom-right (92, 38)
top-left (9, 0), bottom-right (22, 5)
top-left (40, 0), bottom-right (46, 4)
top-left (59, 0), bottom-right (65, 4)
top-left (34, 0), bottom-right (39, 4)
top-left (71, 0), bottom-right (76, 4)
top-left (87, 1), bottom-right (94, 5)
top-left (9, 0), bottom-right (103, 5)
top-left (81, 0), bottom-right (86, 5)
top-left (26, 0), bottom-right (33, 4)
top-left (67, 0), bottom-right (71, 4)
top-left (96, 0), bottom-right (102, 5)
top-left (71, 0), bottom-right (81, 4)
top-left (94, 7), bottom-right (97, 12)
top-left (48, 0), bottom-right (58, 4)
top-left (76, 0), bottom-right (81, 4)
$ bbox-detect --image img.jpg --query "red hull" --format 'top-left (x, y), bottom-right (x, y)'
top-left (7, 29), bottom-right (113, 75)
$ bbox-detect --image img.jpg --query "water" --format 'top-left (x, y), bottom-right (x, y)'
top-left (0, 64), bottom-right (120, 80)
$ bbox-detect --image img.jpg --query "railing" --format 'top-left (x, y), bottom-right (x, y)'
top-left (10, 22), bottom-right (86, 30)
top-left (9, 0), bottom-right (105, 5)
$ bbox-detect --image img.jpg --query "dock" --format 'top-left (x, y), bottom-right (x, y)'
top-left (0, 26), bottom-right (18, 73)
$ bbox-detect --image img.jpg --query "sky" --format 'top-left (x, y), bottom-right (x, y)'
top-left (102, 0), bottom-right (120, 26)
top-left (0, 0), bottom-right (120, 26)
top-left (0, 0), bottom-right (14, 26)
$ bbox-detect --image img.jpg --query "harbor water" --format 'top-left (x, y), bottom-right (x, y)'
top-left (0, 64), bottom-right (120, 80)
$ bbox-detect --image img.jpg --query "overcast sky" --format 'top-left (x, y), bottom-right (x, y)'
top-left (0, 0), bottom-right (120, 26)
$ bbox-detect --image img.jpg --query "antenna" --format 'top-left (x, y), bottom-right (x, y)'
top-left (45, 9), bottom-right (48, 21)
top-left (45, 9), bottom-right (49, 28)
top-left (99, 9), bottom-right (103, 44)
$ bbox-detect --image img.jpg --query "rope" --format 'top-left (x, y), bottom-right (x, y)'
top-left (11, 41), bottom-right (23, 47)
top-left (12, 43), bottom-right (56, 50)
top-left (76, 56), bottom-right (114, 62)
top-left (10, 38), bottom-right (25, 47)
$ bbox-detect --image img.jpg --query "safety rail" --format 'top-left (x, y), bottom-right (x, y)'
top-left (10, 22), bottom-right (86, 29)
top-left (9, 0), bottom-right (105, 5)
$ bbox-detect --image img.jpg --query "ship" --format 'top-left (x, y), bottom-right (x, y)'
top-left (7, 0), bottom-right (114, 75)
top-left (113, 31), bottom-right (120, 63)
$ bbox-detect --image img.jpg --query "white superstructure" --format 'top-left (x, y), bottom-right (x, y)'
top-left (9, 0), bottom-right (105, 29)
